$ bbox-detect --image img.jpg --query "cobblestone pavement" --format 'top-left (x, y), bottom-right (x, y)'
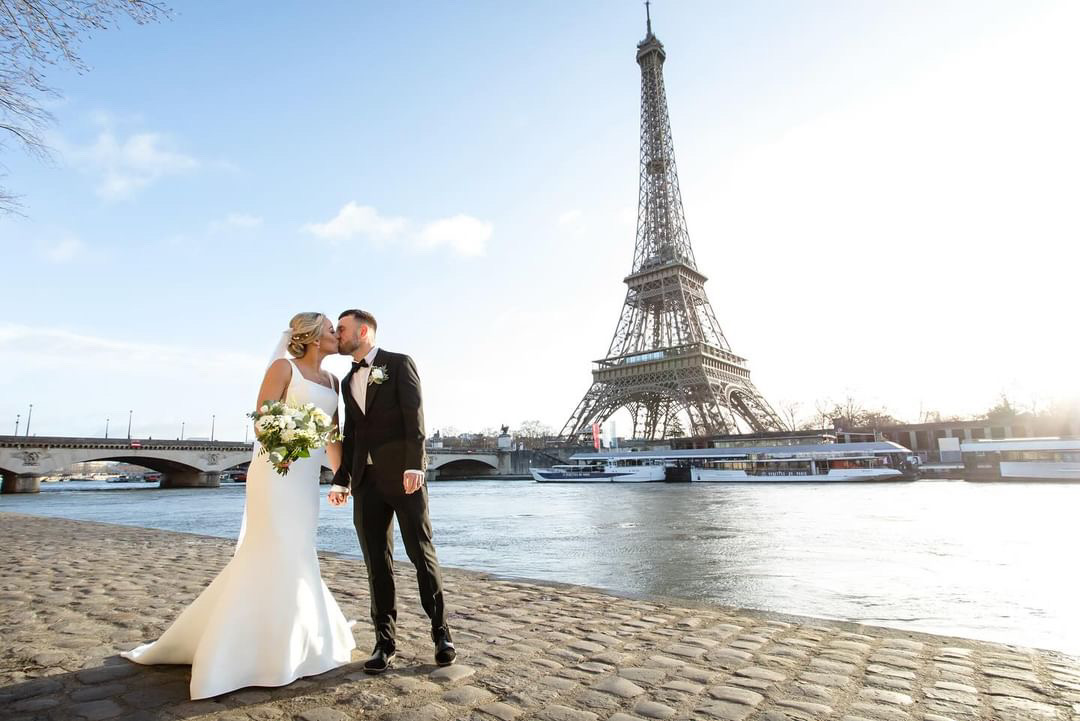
top-left (1, 512), bottom-right (1078, 721)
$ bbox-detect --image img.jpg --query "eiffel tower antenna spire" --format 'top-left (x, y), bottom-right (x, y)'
top-left (558, 13), bottom-right (786, 442)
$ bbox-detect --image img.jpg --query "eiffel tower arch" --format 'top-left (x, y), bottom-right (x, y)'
top-left (559, 8), bottom-right (786, 442)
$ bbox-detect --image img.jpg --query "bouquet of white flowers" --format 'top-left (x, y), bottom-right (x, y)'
top-left (247, 400), bottom-right (339, 476)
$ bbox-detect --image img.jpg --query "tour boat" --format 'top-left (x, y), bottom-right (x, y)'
top-left (961, 438), bottom-right (1080, 481)
top-left (691, 441), bottom-right (916, 482)
top-left (690, 450), bottom-right (907, 482)
top-left (531, 459), bottom-right (666, 483)
top-left (535, 441), bottom-right (919, 483)
top-left (106, 475), bottom-right (140, 483)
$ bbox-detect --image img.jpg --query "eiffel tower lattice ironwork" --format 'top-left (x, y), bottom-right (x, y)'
top-left (559, 8), bottom-right (786, 441)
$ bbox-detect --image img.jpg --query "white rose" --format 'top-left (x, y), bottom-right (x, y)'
top-left (280, 429), bottom-right (298, 443)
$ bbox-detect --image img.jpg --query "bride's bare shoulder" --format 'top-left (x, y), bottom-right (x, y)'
top-left (266, 358), bottom-right (293, 379)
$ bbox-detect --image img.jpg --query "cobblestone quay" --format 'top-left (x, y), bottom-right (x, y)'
top-left (1, 513), bottom-right (1078, 721)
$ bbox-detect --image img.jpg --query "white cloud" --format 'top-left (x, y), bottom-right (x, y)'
top-left (0, 324), bottom-right (261, 373)
top-left (301, 202), bottom-right (407, 242)
top-left (417, 214), bottom-right (492, 256)
top-left (209, 212), bottom-right (264, 233)
top-left (44, 236), bottom-right (84, 263)
top-left (65, 130), bottom-right (199, 200)
top-left (304, 202), bottom-right (493, 257)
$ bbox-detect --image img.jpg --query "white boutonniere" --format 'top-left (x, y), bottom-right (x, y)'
top-left (368, 365), bottom-right (389, 385)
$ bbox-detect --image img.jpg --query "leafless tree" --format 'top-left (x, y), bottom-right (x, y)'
top-left (513, 420), bottom-right (555, 449)
top-left (1, 0), bottom-right (169, 212)
top-left (810, 395), bottom-right (903, 431)
top-left (514, 420), bottom-right (553, 439)
top-left (776, 399), bottom-right (803, 432)
top-left (984, 393), bottom-right (1018, 424)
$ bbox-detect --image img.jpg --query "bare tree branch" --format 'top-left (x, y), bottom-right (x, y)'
top-left (0, 0), bottom-right (171, 213)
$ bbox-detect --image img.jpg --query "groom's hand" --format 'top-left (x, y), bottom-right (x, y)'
top-left (328, 490), bottom-right (349, 507)
top-left (403, 469), bottom-right (425, 495)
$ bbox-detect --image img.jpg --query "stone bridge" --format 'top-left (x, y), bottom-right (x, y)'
top-left (426, 449), bottom-right (505, 479)
top-left (0, 435), bottom-right (253, 493)
top-left (0, 435), bottom-right (577, 493)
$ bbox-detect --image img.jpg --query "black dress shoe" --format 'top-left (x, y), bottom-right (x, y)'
top-left (433, 626), bottom-right (456, 666)
top-left (363, 644), bottom-right (396, 674)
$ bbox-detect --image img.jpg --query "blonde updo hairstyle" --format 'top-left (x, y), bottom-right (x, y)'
top-left (287, 312), bottom-right (328, 357)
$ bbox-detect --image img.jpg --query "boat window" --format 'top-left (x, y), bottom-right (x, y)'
top-left (1000, 450), bottom-right (1080, 462)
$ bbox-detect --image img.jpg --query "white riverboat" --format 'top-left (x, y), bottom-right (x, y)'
top-left (690, 443), bottom-right (910, 482)
top-left (531, 459), bottom-right (666, 483)
top-left (533, 441), bottom-right (919, 483)
top-left (961, 437), bottom-right (1080, 481)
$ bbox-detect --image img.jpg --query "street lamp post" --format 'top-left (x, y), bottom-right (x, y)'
top-left (180, 421), bottom-right (185, 441)
top-left (14, 414), bottom-right (19, 435)
top-left (25, 404), bottom-right (32, 436)
top-left (105, 418), bottom-right (110, 439)
top-left (127, 410), bottom-right (132, 439)
top-left (211, 414), bottom-right (216, 442)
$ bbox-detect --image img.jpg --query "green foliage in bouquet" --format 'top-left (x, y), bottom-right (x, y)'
top-left (248, 400), bottom-right (340, 476)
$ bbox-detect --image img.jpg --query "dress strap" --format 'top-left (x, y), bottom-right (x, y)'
top-left (280, 358), bottom-right (297, 401)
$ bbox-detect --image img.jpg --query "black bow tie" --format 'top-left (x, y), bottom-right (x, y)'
top-left (352, 359), bottom-right (370, 372)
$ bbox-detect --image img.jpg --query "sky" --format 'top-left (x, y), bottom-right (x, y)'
top-left (1, 0), bottom-right (1077, 442)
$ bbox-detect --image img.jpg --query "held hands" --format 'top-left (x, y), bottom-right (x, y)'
top-left (403, 469), bottom-right (425, 495)
top-left (326, 473), bottom-right (423, 499)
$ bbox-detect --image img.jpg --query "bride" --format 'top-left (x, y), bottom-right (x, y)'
top-left (122, 313), bottom-right (356, 699)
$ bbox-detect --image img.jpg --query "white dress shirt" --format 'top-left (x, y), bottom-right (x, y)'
top-left (349, 345), bottom-right (380, 412)
top-left (331, 346), bottom-right (422, 495)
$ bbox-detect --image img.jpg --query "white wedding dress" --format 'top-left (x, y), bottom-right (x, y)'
top-left (122, 359), bottom-right (356, 699)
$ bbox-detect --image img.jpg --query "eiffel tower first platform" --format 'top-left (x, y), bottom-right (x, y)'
top-left (559, 8), bottom-right (786, 442)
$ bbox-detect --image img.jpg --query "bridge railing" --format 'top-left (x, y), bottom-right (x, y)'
top-left (426, 447), bottom-right (500, 455)
top-left (0, 435), bottom-right (253, 452)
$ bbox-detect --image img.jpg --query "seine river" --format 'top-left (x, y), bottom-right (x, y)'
top-left (3, 479), bottom-right (1078, 655)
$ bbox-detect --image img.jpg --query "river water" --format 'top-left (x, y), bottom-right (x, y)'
top-left (2, 478), bottom-right (1077, 655)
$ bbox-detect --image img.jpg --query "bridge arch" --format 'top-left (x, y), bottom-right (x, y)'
top-left (56, 453), bottom-right (203, 476)
top-left (432, 458), bottom-right (499, 479)
top-left (0, 436), bottom-right (254, 492)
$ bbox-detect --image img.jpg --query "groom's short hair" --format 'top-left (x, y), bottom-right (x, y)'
top-left (339, 309), bottom-right (377, 332)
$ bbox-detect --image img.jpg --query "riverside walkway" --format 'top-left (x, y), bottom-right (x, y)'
top-left (1, 513), bottom-right (1077, 721)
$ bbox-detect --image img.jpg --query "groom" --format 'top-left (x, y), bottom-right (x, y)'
top-left (328, 309), bottom-right (455, 673)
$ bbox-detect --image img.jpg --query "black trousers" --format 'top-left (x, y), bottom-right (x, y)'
top-left (353, 478), bottom-right (447, 649)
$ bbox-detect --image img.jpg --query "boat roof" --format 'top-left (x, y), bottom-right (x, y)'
top-left (570, 441), bottom-right (911, 461)
top-left (960, 437), bottom-right (1080, 452)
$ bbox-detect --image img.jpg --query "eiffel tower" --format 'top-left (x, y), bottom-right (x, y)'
top-left (559, 6), bottom-right (786, 442)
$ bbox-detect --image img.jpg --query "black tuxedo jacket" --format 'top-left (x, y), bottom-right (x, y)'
top-left (332, 349), bottom-right (427, 497)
